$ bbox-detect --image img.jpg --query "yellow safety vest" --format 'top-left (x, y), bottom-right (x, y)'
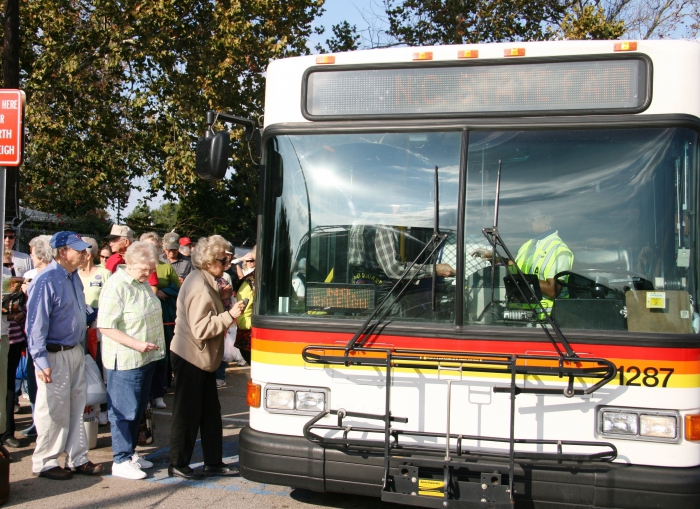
top-left (514, 233), bottom-right (573, 312)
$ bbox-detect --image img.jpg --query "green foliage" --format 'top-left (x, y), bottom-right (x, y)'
top-left (385, 0), bottom-right (569, 45)
top-left (125, 203), bottom-right (153, 234)
top-left (0, 0), bottom-right (324, 229)
top-left (316, 21), bottom-right (361, 53)
top-left (151, 202), bottom-right (179, 230)
top-left (557, 5), bottom-right (625, 40)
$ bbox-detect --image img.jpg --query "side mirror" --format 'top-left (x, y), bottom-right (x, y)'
top-left (196, 131), bottom-right (230, 180)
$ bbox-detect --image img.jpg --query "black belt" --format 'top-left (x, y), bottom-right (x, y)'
top-left (46, 343), bottom-right (77, 353)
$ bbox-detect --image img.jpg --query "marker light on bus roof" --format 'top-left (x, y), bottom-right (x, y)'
top-left (685, 414), bottom-right (700, 441)
top-left (504, 48), bottom-right (526, 57)
top-left (457, 50), bottom-right (479, 59)
top-left (412, 51), bottom-right (433, 61)
top-left (316, 55), bottom-right (336, 64)
top-left (614, 41), bottom-right (638, 52)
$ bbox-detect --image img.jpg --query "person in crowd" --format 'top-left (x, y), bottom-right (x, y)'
top-left (178, 237), bottom-right (193, 258)
top-left (99, 244), bottom-right (112, 266)
top-left (78, 236), bottom-right (111, 425)
top-left (4, 223), bottom-right (33, 278)
top-left (26, 231), bottom-right (104, 480)
top-left (235, 247), bottom-right (257, 366)
top-left (104, 224), bottom-right (135, 273)
top-left (162, 232), bottom-right (193, 282)
top-left (214, 250), bottom-right (244, 387)
top-left (19, 235), bottom-right (53, 438)
top-left (1, 249), bottom-right (26, 449)
top-left (140, 232), bottom-right (180, 409)
top-left (97, 241), bottom-right (165, 480)
top-left (168, 235), bottom-right (245, 479)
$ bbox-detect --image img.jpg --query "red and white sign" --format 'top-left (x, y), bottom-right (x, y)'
top-left (0, 90), bottom-right (25, 166)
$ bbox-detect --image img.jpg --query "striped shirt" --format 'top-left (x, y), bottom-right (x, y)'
top-left (97, 267), bottom-right (165, 370)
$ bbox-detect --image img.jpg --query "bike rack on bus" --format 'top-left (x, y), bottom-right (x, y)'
top-left (301, 345), bottom-right (618, 508)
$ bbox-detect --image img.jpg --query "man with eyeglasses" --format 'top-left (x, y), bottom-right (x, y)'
top-left (26, 231), bottom-right (104, 480)
top-left (4, 223), bottom-right (33, 278)
top-left (103, 224), bottom-right (135, 274)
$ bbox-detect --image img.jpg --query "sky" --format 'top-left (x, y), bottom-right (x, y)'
top-left (111, 0), bottom-right (378, 221)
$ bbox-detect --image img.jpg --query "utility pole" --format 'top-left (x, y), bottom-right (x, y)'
top-left (3, 0), bottom-right (20, 224)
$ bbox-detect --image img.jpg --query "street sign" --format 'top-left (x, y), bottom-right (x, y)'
top-left (0, 90), bottom-right (24, 166)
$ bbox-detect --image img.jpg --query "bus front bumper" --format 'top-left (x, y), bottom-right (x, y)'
top-left (239, 426), bottom-right (700, 509)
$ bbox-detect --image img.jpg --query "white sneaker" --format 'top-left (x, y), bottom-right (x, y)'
top-left (98, 412), bottom-right (109, 426)
top-left (153, 397), bottom-right (166, 409)
top-left (132, 453), bottom-right (154, 469)
top-left (216, 379), bottom-right (227, 388)
top-left (112, 460), bottom-right (147, 480)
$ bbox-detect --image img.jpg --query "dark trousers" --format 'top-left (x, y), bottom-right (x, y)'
top-left (26, 350), bottom-right (36, 404)
top-left (3, 341), bottom-right (25, 440)
top-left (168, 352), bottom-right (222, 468)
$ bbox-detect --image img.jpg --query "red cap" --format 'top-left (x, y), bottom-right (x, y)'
top-left (179, 237), bottom-right (192, 246)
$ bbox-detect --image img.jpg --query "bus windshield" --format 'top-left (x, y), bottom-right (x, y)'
top-left (261, 127), bottom-right (698, 335)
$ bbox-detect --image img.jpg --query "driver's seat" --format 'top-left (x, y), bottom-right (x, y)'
top-left (572, 248), bottom-right (631, 272)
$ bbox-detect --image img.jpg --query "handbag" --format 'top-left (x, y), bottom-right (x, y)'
top-left (84, 354), bottom-right (107, 406)
top-left (222, 325), bottom-right (239, 362)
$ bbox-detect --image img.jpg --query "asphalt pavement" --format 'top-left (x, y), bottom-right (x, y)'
top-left (1, 365), bottom-right (396, 509)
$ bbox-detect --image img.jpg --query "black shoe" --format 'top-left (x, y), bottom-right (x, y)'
top-left (39, 466), bottom-right (73, 481)
top-left (3, 437), bottom-right (20, 448)
top-left (203, 463), bottom-right (238, 476)
top-left (168, 464), bottom-right (203, 480)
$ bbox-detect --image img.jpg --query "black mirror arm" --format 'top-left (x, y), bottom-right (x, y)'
top-left (205, 110), bottom-right (261, 159)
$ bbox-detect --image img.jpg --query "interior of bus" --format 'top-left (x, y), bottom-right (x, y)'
top-left (260, 127), bottom-right (698, 334)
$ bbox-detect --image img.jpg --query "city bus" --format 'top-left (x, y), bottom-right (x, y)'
top-left (196, 39), bottom-right (700, 508)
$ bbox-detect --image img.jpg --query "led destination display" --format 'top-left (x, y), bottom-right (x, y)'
top-left (305, 58), bottom-right (647, 118)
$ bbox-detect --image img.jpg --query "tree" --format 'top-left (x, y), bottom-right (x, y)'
top-left (385, 0), bottom-right (570, 45)
top-left (0, 0), bottom-right (324, 229)
top-left (151, 202), bottom-right (179, 231)
top-left (591, 0), bottom-right (700, 39)
top-left (558, 4), bottom-right (625, 39)
top-left (125, 203), bottom-right (153, 234)
top-left (315, 21), bottom-right (362, 53)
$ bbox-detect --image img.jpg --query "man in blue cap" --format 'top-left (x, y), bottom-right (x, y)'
top-left (26, 231), bottom-right (104, 480)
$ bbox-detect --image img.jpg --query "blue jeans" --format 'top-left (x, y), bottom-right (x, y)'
top-left (215, 360), bottom-right (227, 381)
top-left (106, 362), bottom-right (156, 464)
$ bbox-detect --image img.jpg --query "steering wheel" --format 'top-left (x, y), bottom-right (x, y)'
top-left (554, 271), bottom-right (616, 299)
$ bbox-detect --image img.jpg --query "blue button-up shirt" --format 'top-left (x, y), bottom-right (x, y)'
top-left (26, 260), bottom-right (86, 371)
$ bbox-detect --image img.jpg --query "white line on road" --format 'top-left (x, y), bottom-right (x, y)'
top-left (152, 410), bottom-right (250, 424)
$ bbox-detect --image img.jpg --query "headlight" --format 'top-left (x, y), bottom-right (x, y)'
top-left (601, 411), bottom-right (638, 435)
top-left (640, 414), bottom-right (677, 439)
top-left (264, 384), bottom-right (329, 414)
top-left (265, 389), bottom-right (295, 410)
top-left (598, 407), bottom-right (679, 443)
top-left (296, 391), bottom-right (326, 412)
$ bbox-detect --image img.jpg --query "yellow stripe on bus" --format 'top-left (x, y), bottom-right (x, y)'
top-left (251, 350), bottom-right (700, 388)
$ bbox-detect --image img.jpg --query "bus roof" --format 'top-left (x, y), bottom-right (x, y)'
top-left (264, 39), bottom-right (700, 127)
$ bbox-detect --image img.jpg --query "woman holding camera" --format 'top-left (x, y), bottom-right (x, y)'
top-left (167, 235), bottom-right (245, 479)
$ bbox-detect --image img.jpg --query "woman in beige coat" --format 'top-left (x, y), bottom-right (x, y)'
top-left (168, 235), bottom-right (246, 479)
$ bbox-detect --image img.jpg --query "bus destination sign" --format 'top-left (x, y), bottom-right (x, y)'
top-left (305, 58), bottom-right (647, 118)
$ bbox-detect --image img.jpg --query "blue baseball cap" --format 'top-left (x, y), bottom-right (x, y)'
top-left (50, 231), bottom-right (91, 251)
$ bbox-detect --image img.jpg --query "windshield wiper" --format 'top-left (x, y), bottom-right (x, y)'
top-left (346, 165), bottom-right (447, 357)
top-left (481, 161), bottom-right (576, 359)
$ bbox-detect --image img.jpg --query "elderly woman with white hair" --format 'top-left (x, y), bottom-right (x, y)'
top-left (97, 241), bottom-right (165, 480)
top-left (167, 235), bottom-right (245, 480)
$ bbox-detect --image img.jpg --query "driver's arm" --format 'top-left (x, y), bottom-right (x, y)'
top-left (541, 250), bottom-right (574, 299)
top-left (539, 278), bottom-right (561, 300)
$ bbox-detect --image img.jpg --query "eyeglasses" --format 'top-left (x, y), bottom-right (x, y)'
top-left (245, 259), bottom-right (256, 264)
top-left (216, 257), bottom-right (230, 266)
top-left (130, 265), bottom-right (156, 274)
top-left (2, 263), bottom-right (13, 268)
top-left (4, 234), bottom-right (15, 239)
top-left (527, 215), bottom-right (545, 223)
top-left (100, 255), bottom-right (109, 260)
